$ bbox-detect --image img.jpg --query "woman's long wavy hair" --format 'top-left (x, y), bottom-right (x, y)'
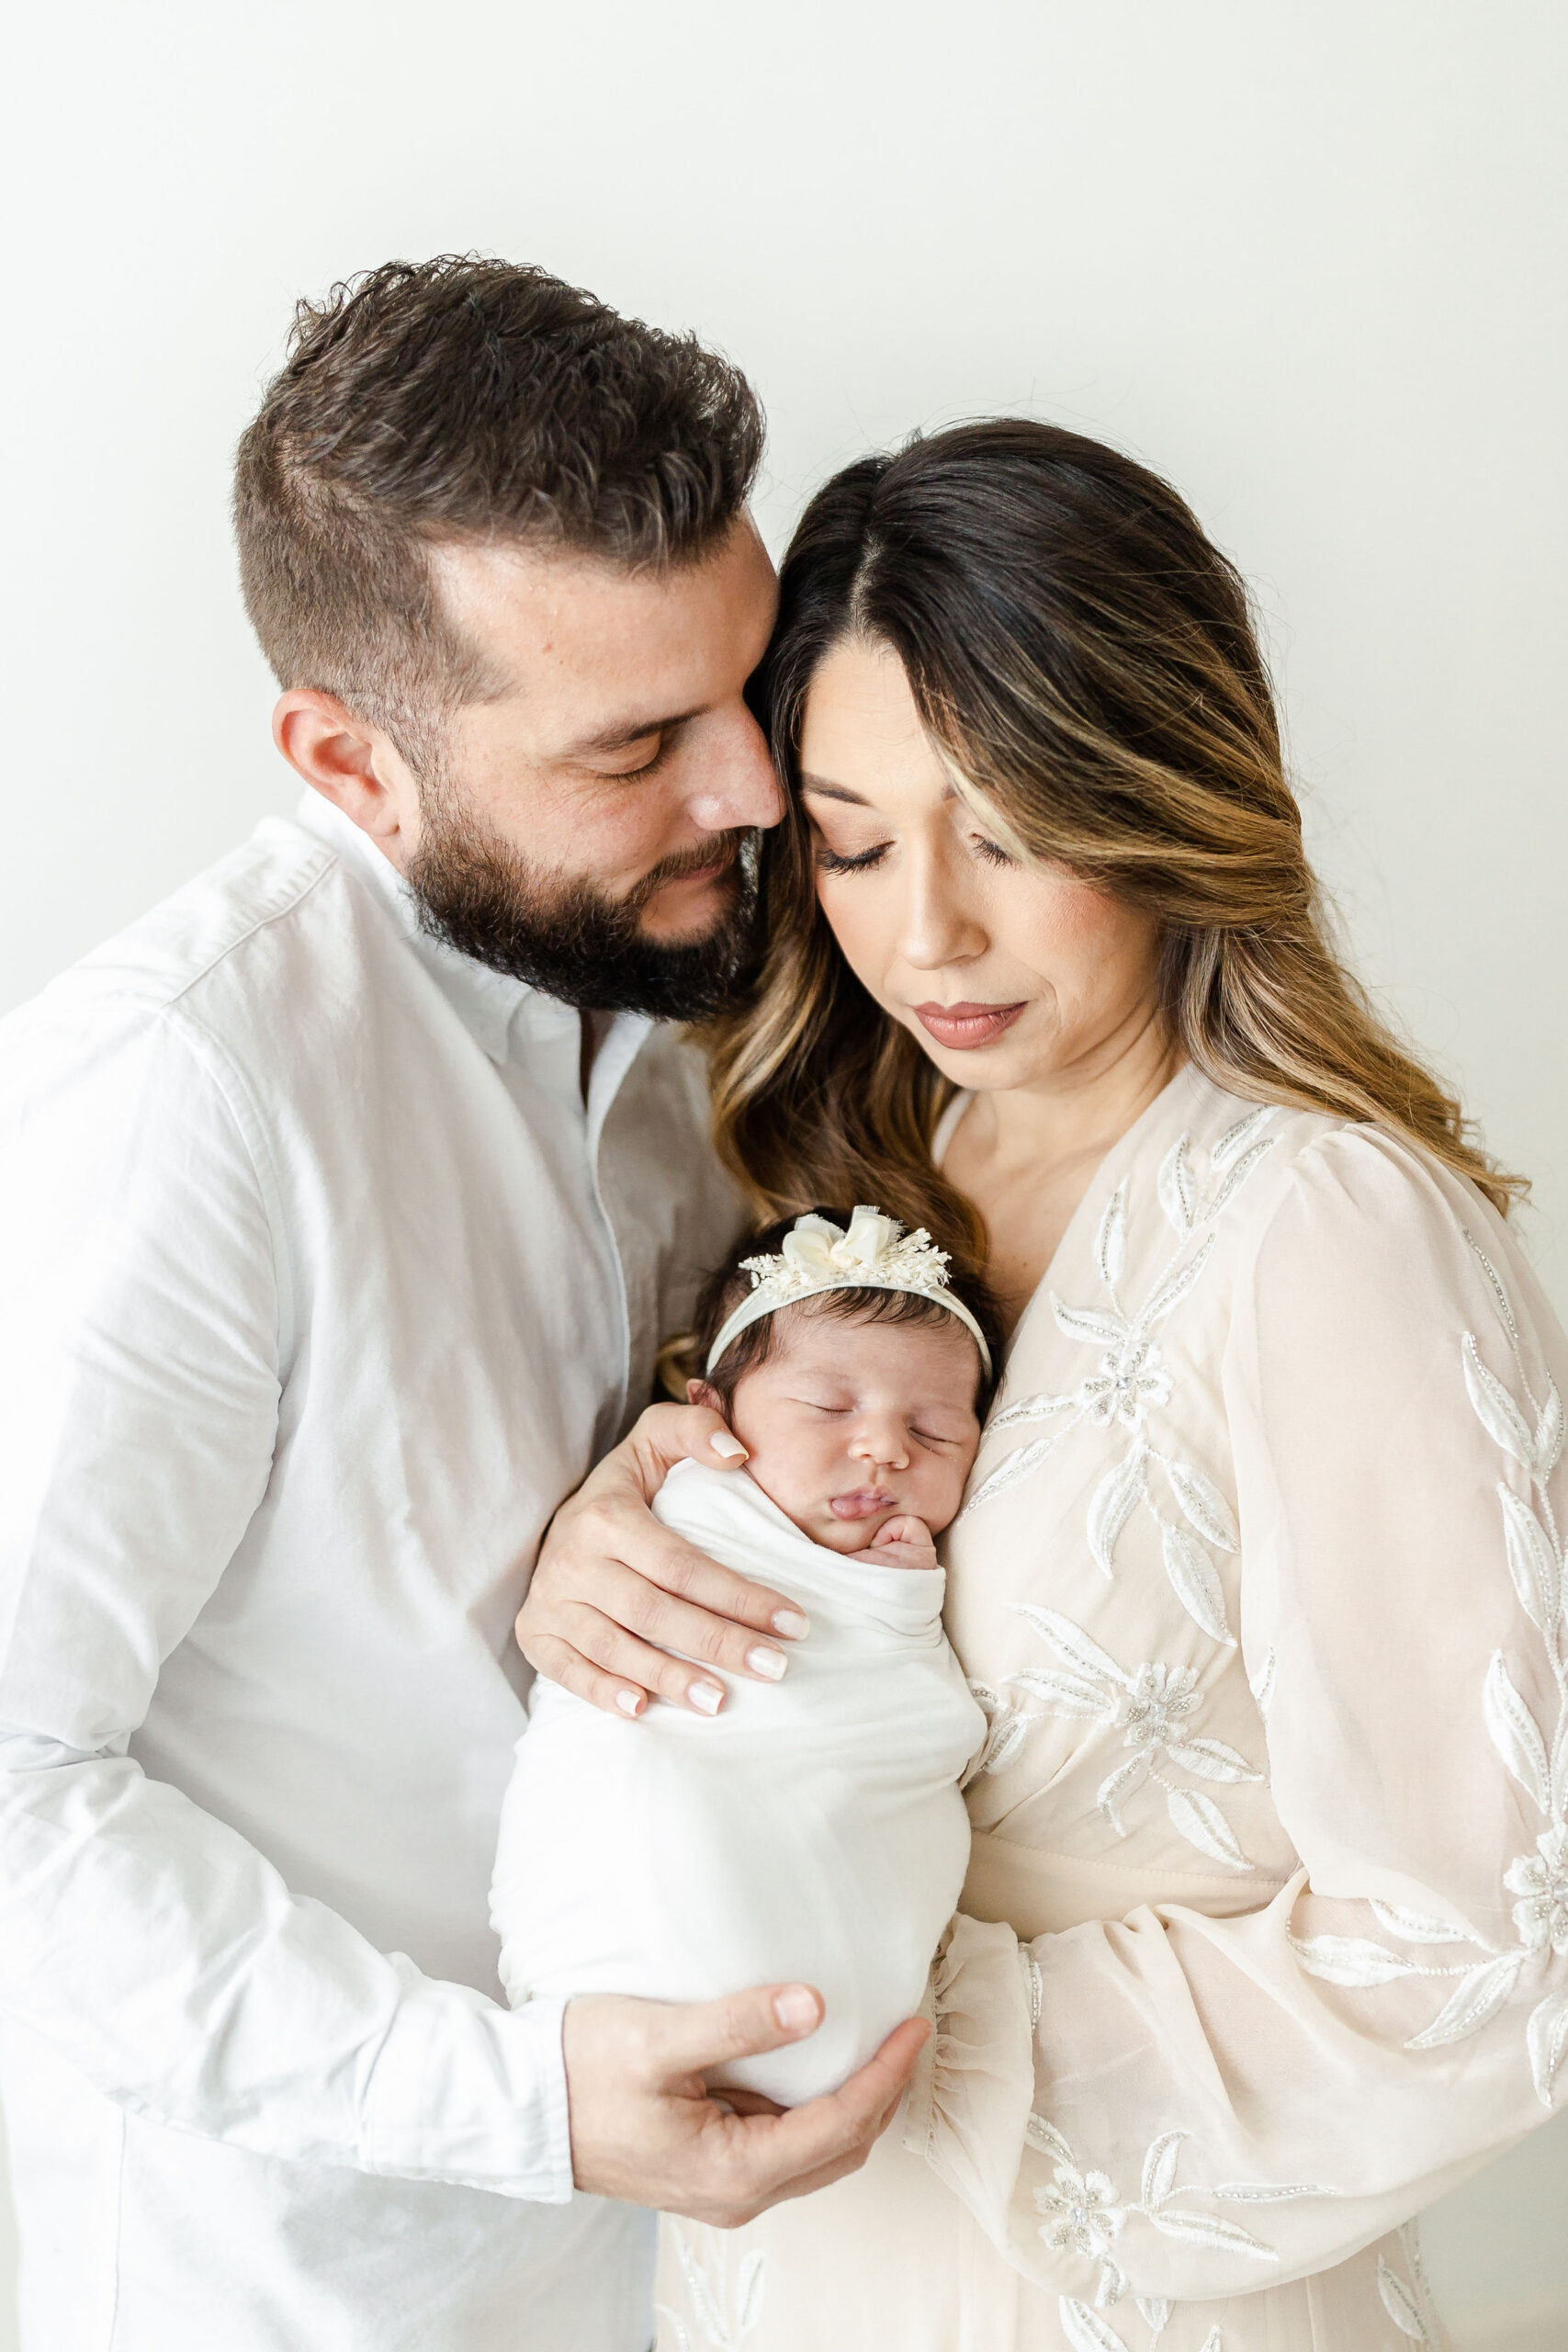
top-left (706, 420), bottom-right (1519, 1278)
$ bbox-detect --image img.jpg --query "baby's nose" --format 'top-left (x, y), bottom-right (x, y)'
top-left (851, 1419), bottom-right (910, 1472)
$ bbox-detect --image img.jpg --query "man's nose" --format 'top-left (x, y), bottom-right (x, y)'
top-left (685, 708), bottom-right (783, 833)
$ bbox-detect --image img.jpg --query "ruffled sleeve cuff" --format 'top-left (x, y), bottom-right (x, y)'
top-left (903, 1913), bottom-right (1036, 2257)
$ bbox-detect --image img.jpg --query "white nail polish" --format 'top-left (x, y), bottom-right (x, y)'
top-left (772, 1609), bottom-right (810, 1640)
top-left (747, 1645), bottom-right (787, 1680)
top-left (615, 1690), bottom-right (643, 1716)
top-left (689, 1680), bottom-right (724, 1714)
top-left (710, 1431), bottom-right (748, 1462)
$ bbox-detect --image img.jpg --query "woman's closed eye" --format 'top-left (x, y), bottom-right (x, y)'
top-left (812, 830), bottom-right (1013, 876)
top-left (970, 832), bottom-right (1014, 867)
top-left (813, 838), bottom-right (890, 876)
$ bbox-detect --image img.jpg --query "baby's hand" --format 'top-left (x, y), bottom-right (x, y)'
top-left (863, 1513), bottom-right (939, 1570)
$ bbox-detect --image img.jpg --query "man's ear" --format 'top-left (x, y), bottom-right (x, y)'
top-left (687, 1379), bottom-right (725, 1412)
top-left (273, 690), bottom-right (420, 865)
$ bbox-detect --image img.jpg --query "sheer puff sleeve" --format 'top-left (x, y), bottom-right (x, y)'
top-left (906, 1125), bottom-right (1568, 2305)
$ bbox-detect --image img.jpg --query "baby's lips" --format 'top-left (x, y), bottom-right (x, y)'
top-left (828, 1488), bottom-right (897, 1521)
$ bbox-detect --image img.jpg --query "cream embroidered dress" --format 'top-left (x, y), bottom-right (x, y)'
top-left (655, 1068), bottom-right (1568, 2352)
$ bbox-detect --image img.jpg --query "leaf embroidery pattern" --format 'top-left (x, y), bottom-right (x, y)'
top-left (1005, 1606), bottom-right (1264, 1866)
top-left (1029, 2113), bottom-right (1326, 2323)
top-left (961, 1116), bottom-right (1276, 1655)
top-left (1287, 1234), bottom-right (1568, 2103)
top-left (665, 2228), bottom-right (765, 2348)
top-left (963, 1678), bottom-right (1041, 1783)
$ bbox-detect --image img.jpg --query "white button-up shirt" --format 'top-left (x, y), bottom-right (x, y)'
top-left (0, 795), bottom-right (741, 2352)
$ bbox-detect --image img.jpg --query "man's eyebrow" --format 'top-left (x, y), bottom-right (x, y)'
top-left (560, 706), bottom-right (705, 758)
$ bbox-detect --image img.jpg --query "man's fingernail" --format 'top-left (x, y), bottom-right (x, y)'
top-left (615, 1689), bottom-right (644, 1716)
top-left (773, 1987), bottom-right (819, 2033)
top-left (772, 1609), bottom-right (810, 1640)
top-left (710, 1431), bottom-right (748, 1462)
top-left (746, 1645), bottom-right (787, 1680)
top-left (689, 1680), bottom-right (724, 1714)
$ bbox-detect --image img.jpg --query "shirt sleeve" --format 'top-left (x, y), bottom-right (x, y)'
top-left (0, 998), bottom-right (571, 2201)
top-left (903, 1125), bottom-right (1568, 2302)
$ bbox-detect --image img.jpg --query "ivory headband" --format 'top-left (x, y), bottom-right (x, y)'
top-left (705, 1205), bottom-right (992, 1378)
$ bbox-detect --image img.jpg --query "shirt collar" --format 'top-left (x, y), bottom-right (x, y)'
top-left (294, 791), bottom-right (546, 1067)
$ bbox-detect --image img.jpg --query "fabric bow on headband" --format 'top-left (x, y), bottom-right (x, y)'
top-left (705, 1205), bottom-right (992, 1376)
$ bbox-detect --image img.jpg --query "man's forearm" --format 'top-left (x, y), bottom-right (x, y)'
top-left (0, 1735), bottom-right (572, 2200)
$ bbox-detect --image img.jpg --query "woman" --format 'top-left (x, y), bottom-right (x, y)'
top-left (520, 423), bottom-right (1568, 2349)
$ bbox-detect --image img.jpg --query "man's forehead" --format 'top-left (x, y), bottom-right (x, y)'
top-left (427, 523), bottom-right (775, 733)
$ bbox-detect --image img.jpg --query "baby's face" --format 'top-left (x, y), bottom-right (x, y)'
top-left (712, 1306), bottom-right (983, 1555)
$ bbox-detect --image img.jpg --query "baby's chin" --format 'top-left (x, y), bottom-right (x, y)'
top-left (807, 1513), bottom-right (890, 1555)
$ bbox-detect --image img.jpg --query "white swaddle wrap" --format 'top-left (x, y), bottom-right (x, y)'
top-left (491, 1458), bottom-right (986, 2104)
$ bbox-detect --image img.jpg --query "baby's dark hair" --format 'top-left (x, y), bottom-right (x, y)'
top-left (683, 1210), bottom-right (1002, 1416)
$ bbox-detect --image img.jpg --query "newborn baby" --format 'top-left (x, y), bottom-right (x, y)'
top-left (490, 1206), bottom-right (995, 2104)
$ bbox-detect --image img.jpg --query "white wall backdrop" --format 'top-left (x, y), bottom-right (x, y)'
top-left (2, 3), bottom-right (1565, 2345)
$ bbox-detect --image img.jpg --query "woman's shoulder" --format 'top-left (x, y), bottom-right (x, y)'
top-left (1164, 1076), bottom-right (1562, 1374)
top-left (1170, 1071), bottom-right (1495, 1248)
top-left (1106, 1069), bottom-right (1555, 1340)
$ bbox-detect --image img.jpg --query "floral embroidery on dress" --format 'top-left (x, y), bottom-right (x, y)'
top-left (659, 2228), bottom-right (765, 2349)
top-left (1027, 2108), bottom-right (1334, 2341)
top-left (1002, 1606), bottom-right (1265, 1869)
top-left (1288, 1233), bottom-right (1568, 2103)
top-left (960, 1114), bottom-right (1276, 1652)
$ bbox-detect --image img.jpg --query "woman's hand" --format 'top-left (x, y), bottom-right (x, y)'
top-left (516, 1402), bottom-right (811, 1717)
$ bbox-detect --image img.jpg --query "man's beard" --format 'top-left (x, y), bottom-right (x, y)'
top-left (405, 787), bottom-right (760, 1021)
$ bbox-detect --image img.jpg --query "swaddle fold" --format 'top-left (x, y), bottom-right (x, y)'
top-left (491, 1459), bottom-right (986, 2103)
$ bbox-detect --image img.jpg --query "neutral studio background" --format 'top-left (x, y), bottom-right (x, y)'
top-left (2, 3), bottom-right (1564, 2346)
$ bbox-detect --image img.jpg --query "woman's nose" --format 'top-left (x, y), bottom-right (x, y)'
top-left (850, 1418), bottom-right (909, 1473)
top-left (898, 841), bottom-right (988, 972)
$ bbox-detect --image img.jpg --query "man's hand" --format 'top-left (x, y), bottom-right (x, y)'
top-left (562, 1984), bottom-right (929, 2225)
top-left (517, 1403), bottom-right (810, 1718)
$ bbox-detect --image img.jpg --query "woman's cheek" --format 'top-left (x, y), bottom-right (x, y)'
top-left (815, 876), bottom-right (897, 1010)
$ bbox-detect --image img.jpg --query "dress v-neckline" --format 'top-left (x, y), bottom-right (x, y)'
top-left (935, 1063), bottom-right (1210, 1380)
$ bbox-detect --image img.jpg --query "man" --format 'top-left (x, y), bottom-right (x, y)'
top-left (0, 258), bottom-right (920, 2352)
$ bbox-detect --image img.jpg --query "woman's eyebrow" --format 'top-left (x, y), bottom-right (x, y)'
top-left (798, 773), bottom-right (868, 806)
top-left (799, 772), bottom-right (960, 806)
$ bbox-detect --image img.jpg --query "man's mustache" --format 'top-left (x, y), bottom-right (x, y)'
top-left (625, 831), bottom-right (748, 912)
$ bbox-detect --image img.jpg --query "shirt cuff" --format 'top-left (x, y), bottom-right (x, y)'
top-left (362, 1964), bottom-right (573, 2202)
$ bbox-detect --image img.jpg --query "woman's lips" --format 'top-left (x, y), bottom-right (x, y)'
top-left (911, 1000), bottom-right (1026, 1050)
top-left (829, 1488), bottom-right (896, 1521)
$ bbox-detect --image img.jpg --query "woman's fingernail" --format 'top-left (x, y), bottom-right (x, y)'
top-left (772, 1609), bottom-right (810, 1640)
top-left (710, 1430), bottom-right (749, 1462)
top-left (773, 1987), bottom-right (819, 2033)
top-left (746, 1645), bottom-right (787, 1680)
top-left (689, 1680), bottom-right (725, 1714)
top-left (615, 1690), bottom-right (644, 1717)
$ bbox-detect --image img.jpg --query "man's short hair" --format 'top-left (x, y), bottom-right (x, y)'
top-left (233, 255), bottom-right (764, 758)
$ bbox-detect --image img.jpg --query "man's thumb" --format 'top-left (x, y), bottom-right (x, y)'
top-left (651, 1984), bottom-right (822, 2078)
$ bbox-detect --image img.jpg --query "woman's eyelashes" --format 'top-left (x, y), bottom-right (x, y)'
top-left (813, 839), bottom-right (889, 876)
top-left (810, 828), bottom-right (1014, 875)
